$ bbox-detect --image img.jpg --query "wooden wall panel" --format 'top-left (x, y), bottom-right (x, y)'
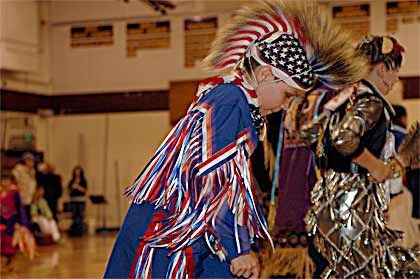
top-left (0, 89), bottom-right (168, 114)
top-left (1, 76), bottom-right (417, 118)
top-left (401, 76), bottom-right (420, 99)
top-left (169, 80), bottom-right (200, 126)
top-left (0, 90), bottom-right (50, 113)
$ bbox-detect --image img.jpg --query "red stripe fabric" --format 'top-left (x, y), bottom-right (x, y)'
top-left (248, 20), bottom-right (270, 33)
top-left (235, 29), bottom-right (261, 38)
top-left (186, 246), bottom-right (194, 277)
top-left (227, 36), bottom-right (254, 43)
top-left (258, 15), bottom-right (279, 32)
top-left (271, 15), bottom-right (288, 32)
top-left (129, 215), bottom-right (158, 278)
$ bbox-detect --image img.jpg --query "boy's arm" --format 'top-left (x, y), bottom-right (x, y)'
top-left (214, 203), bottom-right (251, 261)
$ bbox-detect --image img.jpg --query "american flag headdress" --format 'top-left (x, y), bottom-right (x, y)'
top-left (203, 0), bottom-right (369, 90)
top-left (248, 32), bottom-right (314, 90)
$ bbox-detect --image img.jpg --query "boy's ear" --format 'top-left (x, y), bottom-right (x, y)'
top-left (255, 66), bottom-right (273, 82)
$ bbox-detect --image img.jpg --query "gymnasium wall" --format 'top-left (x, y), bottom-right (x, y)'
top-left (48, 1), bottom-right (235, 94)
top-left (0, 1), bottom-right (52, 94)
top-left (46, 111), bottom-right (172, 227)
top-left (48, 0), bottom-right (420, 94)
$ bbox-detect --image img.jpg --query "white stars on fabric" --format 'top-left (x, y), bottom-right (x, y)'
top-left (256, 33), bottom-right (314, 88)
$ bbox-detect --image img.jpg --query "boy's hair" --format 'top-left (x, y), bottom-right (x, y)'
top-left (242, 56), bottom-right (260, 78)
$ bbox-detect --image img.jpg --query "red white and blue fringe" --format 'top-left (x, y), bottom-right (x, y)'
top-left (124, 76), bottom-right (272, 278)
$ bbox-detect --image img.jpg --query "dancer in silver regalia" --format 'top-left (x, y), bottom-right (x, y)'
top-left (304, 35), bottom-right (419, 278)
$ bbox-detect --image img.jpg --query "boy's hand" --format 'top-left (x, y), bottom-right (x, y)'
top-left (230, 252), bottom-right (259, 279)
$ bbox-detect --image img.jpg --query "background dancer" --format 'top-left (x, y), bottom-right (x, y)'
top-left (305, 35), bottom-right (412, 278)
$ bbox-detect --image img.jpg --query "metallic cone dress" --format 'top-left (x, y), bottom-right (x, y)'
top-left (303, 83), bottom-right (420, 279)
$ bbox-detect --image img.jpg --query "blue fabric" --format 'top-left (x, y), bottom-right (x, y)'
top-left (192, 238), bottom-right (237, 278)
top-left (199, 83), bottom-right (257, 155)
top-left (391, 128), bottom-right (406, 149)
top-left (197, 83), bottom-right (254, 262)
top-left (214, 203), bottom-right (251, 261)
top-left (105, 83), bottom-right (258, 278)
top-left (196, 253), bottom-right (234, 278)
top-left (104, 203), bottom-right (155, 278)
top-left (105, 203), bottom-right (241, 279)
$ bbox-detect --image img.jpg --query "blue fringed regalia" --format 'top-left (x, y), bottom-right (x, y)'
top-left (105, 74), bottom-right (271, 279)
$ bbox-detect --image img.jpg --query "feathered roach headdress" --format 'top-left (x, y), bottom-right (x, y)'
top-left (202, 0), bottom-right (368, 90)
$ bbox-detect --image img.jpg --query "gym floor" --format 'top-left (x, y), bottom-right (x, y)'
top-left (1, 233), bottom-right (116, 278)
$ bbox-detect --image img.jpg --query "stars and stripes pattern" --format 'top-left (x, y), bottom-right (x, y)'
top-left (216, 14), bottom-right (307, 70)
top-left (205, 0), bottom-right (372, 93)
top-left (257, 33), bottom-right (314, 89)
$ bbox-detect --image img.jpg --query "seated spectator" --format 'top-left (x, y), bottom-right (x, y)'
top-left (31, 186), bottom-right (60, 242)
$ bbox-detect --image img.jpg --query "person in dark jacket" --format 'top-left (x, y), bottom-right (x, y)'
top-left (37, 163), bottom-right (63, 222)
top-left (67, 166), bottom-right (87, 237)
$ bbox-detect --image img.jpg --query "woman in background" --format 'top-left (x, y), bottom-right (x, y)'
top-left (304, 35), bottom-right (411, 278)
top-left (67, 166), bottom-right (87, 237)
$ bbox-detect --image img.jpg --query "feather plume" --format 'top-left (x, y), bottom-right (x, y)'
top-left (202, 0), bottom-right (368, 88)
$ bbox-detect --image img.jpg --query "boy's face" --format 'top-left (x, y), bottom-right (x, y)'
top-left (257, 78), bottom-right (305, 115)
